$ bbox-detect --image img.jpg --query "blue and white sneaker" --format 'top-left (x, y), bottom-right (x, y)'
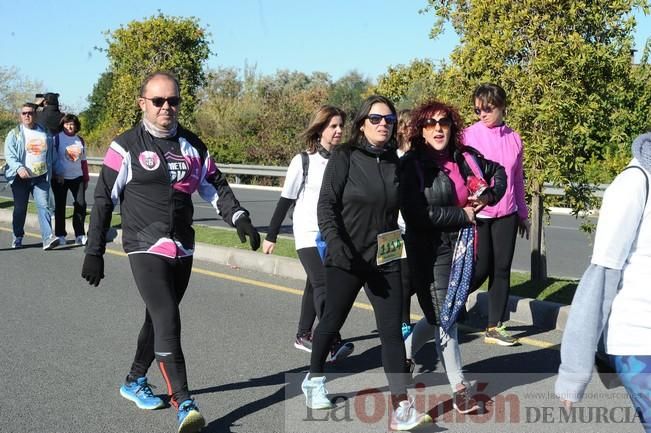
top-left (119, 377), bottom-right (165, 410)
top-left (176, 399), bottom-right (205, 433)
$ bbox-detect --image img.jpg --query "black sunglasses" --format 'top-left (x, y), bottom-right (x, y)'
top-left (422, 117), bottom-right (452, 128)
top-left (141, 96), bottom-right (181, 107)
top-left (367, 114), bottom-right (397, 125)
top-left (474, 106), bottom-right (495, 115)
top-left (21, 111), bottom-right (34, 116)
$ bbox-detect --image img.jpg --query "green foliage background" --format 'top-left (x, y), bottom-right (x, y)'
top-left (4, 6), bottom-right (650, 212)
top-left (99, 13), bottom-right (211, 130)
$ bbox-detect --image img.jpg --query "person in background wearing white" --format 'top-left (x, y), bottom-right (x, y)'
top-left (52, 114), bottom-right (89, 246)
top-left (556, 132), bottom-right (651, 433)
top-left (263, 105), bottom-right (354, 361)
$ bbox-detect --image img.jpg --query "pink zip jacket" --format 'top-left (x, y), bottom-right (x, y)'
top-left (463, 121), bottom-right (528, 221)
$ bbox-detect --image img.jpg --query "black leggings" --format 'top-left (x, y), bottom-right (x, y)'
top-left (52, 176), bottom-right (86, 237)
top-left (296, 247), bottom-right (326, 335)
top-left (127, 253), bottom-right (193, 407)
top-left (472, 213), bottom-right (519, 327)
top-left (400, 258), bottom-right (415, 324)
top-left (310, 266), bottom-right (407, 397)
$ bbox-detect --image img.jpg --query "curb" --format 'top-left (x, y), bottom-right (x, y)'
top-left (0, 208), bottom-right (569, 332)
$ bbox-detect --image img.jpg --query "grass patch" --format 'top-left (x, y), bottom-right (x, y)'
top-left (193, 224), bottom-right (297, 258)
top-left (477, 271), bottom-right (577, 305)
top-left (1, 196), bottom-right (577, 303)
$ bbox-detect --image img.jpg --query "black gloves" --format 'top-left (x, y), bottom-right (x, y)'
top-left (81, 254), bottom-right (105, 287)
top-left (235, 215), bottom-right (261, 251)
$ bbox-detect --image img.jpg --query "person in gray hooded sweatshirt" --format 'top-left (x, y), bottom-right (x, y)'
top-left (555, 132), bottom-right (651, 433)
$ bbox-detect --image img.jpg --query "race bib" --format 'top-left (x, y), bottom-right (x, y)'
top-left (376, 229), bottom-right (404, 266)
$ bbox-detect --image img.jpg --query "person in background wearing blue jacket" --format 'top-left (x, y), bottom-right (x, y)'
top-left (4, 102), bottom-right (59, 250)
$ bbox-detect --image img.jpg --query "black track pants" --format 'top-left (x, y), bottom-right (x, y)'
top-left (400, 258), bottom-right (415, 324)
top-left (52, 176), bottom-right (86, 237)
top-left (296, 247), bottom-right (326, 335)
top-left (127, 253), bottom-right (193, 407)
top-left (310, 266), bottom-right (407, 396)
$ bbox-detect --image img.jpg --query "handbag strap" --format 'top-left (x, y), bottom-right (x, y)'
top-left (622, 165), bottom-right (649, 207)
top-left (462, 151), bottom-right (485, 181)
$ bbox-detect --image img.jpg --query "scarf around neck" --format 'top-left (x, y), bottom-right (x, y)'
top-left (142, 118), bottom-right (178, 139)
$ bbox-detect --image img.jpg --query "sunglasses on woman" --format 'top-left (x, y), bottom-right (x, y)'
top-left (474, 106), bottom-right (495, 115)
top-left (422, 117), bottom-right (452, 128)
top-left (366, 114), bottom-right (397, 125)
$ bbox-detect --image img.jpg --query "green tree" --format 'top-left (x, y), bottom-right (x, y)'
top-left (424, 0), bottom-right (651, 280)
top-left (82, 72), bottom-right (113, 132)
top-left (100, 13), bottom-right (211, 128)
top-left (327, 71), bottom-right (373, 119)
top-left (196, 68), bottom-right (370, 167)
top-left (0, 66), bottom-right (43, 112)
top-left (373, 59), bottom-right (442, 108)
top-left (0, 66), bottom-right (43, 138)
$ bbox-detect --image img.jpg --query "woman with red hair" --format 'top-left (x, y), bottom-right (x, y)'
top-left (400, 99), bottom-right (506, 413)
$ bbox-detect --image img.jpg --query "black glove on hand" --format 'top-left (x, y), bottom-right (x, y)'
top-left (81, 254), bottom-right (105, 287)
top-left (235, 215), bottom-right (261, 251)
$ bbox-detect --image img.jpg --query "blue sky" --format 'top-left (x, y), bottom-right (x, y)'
top-left (1, 1), bottom-right (650, 112)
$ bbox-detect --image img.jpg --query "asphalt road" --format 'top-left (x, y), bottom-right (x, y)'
top-left (0, 227), bottom-right (636, 433)
top-left (0, 175), bottom-right (595, 279)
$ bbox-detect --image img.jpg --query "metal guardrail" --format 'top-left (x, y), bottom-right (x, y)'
top-left (83, 156), bottom-right (611, 197)
top-left (2, 154), bottom-right (608, 196)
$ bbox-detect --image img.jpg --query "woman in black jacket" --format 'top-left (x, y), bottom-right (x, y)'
top-left (400, 99), bottom-right (507, 414)
top-left (300, 95), bottom-right (432, 431)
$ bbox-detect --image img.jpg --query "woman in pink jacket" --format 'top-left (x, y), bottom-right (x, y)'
top-left (464, 83), bottom-right (530, 346)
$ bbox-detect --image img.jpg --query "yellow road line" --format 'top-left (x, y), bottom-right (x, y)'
top-left (1, 226), bottom-right (559, 349)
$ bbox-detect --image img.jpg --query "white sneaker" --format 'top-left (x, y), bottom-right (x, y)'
top-left (390, 397), bottom-right (433, 431)
top-left (57, 236), bottom-right (66, 245)
top-left (11, 237), bottom-right (23, 249)
top-left (75, 235), bottom-right (87, 246)
top-left (43, 235), bottom-right (60, 251)
top-left (301, 374), bottom-right (333, 410)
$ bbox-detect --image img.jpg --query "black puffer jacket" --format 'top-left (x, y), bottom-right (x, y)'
top-left (318, 139), bottom-right (400, 273)
top-left (400, 146), bottom-right (507, 286)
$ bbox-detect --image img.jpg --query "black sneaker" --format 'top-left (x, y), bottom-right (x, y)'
top-left (405, 359), bottom-right (415, 374)
top-left (329, 338), bottom-right (354, 362)
top-left (294, 332), bottom-right (312, 353)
